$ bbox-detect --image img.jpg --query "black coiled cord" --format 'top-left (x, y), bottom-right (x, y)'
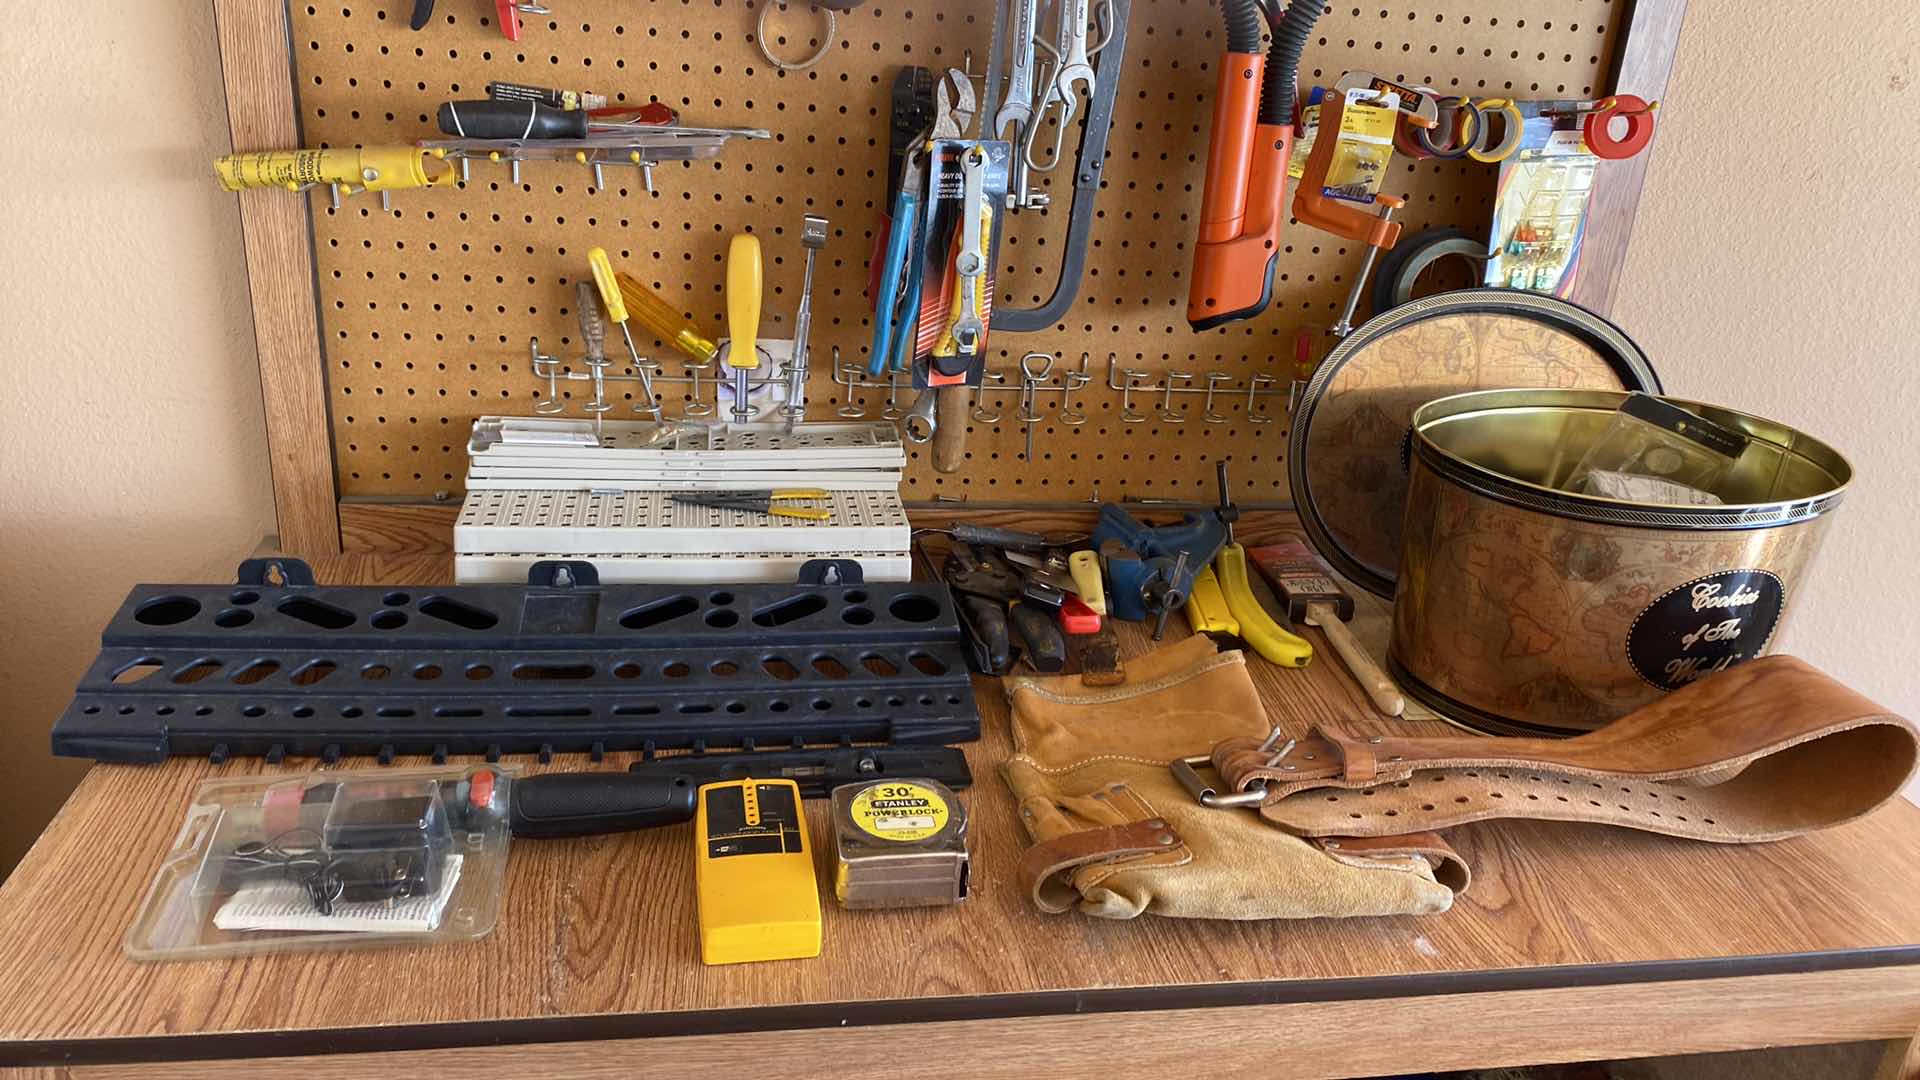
top-left (1256, 0), bottom-right (1322, 127)
top-left (1222, 0), bottom-right (1263, 53)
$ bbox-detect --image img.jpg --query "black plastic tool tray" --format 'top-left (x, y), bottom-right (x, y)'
top-left (53, 559), bottom-right (979, 764)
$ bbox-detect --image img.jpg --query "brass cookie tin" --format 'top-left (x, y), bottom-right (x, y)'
top-left (1391, 388), bottom-right (1851, 735)
top-left (1289, 290), bottom-right (1664, 599)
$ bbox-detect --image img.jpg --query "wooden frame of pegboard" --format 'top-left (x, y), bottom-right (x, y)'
top-left (212, 0), bottom-right (1686, 556)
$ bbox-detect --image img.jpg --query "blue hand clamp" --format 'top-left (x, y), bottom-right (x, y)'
top-left (1090, 503), bottom-right (1230, 624)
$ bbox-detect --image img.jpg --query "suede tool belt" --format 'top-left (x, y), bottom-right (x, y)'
top-left (1202, 656), bottom-right (1918, 843)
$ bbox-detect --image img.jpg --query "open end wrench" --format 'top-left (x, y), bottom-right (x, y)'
top-left (1050, 0), bottom-right (1096, 125)
top-left (994, 0), bottom-right (1040, 141)
top-left (949, 146), bottom-right (990, 355)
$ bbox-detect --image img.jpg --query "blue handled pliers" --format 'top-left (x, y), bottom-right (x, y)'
top-left (868, 174), bottom-right (923, 375)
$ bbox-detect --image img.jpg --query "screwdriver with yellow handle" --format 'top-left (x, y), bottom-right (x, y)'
top-left (586, 247), bottom-right (666, 423)
top-left (724, 235), bottom-right (763, 424)
top-left (613, 272), bottom-right (719, 365)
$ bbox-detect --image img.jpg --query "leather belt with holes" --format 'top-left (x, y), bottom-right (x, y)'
top-left (1181, 656), bottom-right (1918, 845)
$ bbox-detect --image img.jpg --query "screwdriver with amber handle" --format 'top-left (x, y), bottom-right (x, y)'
top-left (612, 273), bottom-right (719, 365)
top-left (586, 247), bottom-right (666, 423)
top-left (724, 235), bottom-right (763, 424)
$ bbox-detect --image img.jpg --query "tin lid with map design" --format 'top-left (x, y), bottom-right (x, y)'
top-left (1287, 290), bottom-right (1662, 598)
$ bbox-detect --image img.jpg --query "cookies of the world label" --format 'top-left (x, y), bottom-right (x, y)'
top-left (848, 782), bottom-right (950, 843)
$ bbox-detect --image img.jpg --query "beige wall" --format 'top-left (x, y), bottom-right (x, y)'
top-left (0, 4), bottom-right (276, 873)
top-left (1614, 0), bottom-right (1920, 722)
top-left (0, 2), bottom-right (1914, 878)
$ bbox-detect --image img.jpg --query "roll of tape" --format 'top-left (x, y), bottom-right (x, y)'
top-left (1582, 95), bottom-right (1657, 160)
top-left (1396, 111), bottom-right (1434, 160)
top-left (1467, 98), bottom-right (1525, 162)
top-left (1416, 97), bottom-right (1481, 159)
top-left (1371, 227), bottom-right (1493, 314)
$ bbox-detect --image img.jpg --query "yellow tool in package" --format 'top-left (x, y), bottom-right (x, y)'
top-left (694, 778), bottom-right (820, 966)
top-left (212, 147), bottom-right (454, 193)
top-left (1287, 87), bottom-right (1401, 203)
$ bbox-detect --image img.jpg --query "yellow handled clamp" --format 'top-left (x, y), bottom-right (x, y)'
top-left (1215, 543), bottom-right (1314, 667)
top-left (1184, 566), bottom-right (1241, 639)
top-left (1068, 550), bottom-right (1106, 615)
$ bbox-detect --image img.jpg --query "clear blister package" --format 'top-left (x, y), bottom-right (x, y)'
top-left (126, 765), bottom-right (517, 961)
top-left (1555, 393), bottom-right (1749, 505)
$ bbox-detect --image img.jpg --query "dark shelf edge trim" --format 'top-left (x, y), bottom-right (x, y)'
top-left (8, 945), bottom-right (1920, 1067)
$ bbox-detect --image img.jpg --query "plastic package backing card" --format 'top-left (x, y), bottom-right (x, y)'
top-left (126, 765), bottom-right (517, 961)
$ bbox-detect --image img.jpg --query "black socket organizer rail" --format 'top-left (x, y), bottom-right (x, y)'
top-left (52, 558), bottom-right (980, 764)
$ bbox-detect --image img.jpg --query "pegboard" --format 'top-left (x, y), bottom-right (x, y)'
top-left (292, 0), bottom-right (1623, 505)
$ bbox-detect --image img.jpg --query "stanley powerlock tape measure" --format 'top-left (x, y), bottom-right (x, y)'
top-left (831, 779), bottom-right (969, 909)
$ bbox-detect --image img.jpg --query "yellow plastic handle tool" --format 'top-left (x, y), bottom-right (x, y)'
top-left (1068, 550), bottom-right (1106, 615)
top-left (213, 147), bottom-right (453, 193)
top-left (1184, 566), bottom-right (1241, 638)
top-left (614, 272), bottom-right (719, 363)
top-left (726, 234), bottom-right (763, 372)
top-left (1215, 543), bottom-right (1314, 667)
top-left (586, 248), bottom-right (630, 325)
top-left (769, 507), bottom-right (834, 522)
top-left (767, 488), bottom-right (831, 500)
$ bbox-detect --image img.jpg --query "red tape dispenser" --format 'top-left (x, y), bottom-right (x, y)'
top-left (1582, 94), bottom-right (1659, 160)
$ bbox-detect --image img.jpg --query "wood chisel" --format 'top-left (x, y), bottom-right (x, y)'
top-left (724, 234), bottom-right (763, 423)
top-left (491, 745), bottom-right (975, 840)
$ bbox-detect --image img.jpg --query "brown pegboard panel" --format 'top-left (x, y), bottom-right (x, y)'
top-left (293, 0), bottom-right (1621, 504)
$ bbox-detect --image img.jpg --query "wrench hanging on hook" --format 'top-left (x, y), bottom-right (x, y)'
top-left (992, 0), bottom-right (1130, 332)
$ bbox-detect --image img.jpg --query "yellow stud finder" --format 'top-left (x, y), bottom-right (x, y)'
top-left (694, 777), bottom-right (821, 965)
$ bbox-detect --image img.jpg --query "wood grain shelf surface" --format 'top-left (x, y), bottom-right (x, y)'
top-left (1, 551), bottom-right (1918, 1067)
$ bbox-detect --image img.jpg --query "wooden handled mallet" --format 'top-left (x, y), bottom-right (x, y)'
top-left (1248, 541), bottom-right (1406, 717)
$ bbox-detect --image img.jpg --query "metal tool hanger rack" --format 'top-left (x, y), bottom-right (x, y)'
top-left (210, 0), bottom-right (1685, 553)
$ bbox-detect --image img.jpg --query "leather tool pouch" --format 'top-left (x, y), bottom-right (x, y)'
top-left (1002, 636), bottom-right (1467, 920)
